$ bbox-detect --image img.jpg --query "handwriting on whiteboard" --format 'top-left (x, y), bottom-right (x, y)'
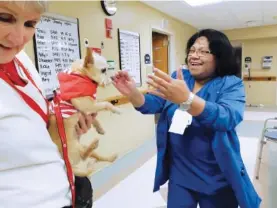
top-left (34, 15), bottom-right (80, 98)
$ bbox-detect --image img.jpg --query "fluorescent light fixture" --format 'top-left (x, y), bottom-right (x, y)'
top-left (184, 0), bottom-right (223, 7)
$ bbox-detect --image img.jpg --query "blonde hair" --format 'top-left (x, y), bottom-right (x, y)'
top-left (7, 1), bottom-right (48, 14)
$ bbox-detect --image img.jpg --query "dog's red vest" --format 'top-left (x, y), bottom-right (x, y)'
top-left (49, 72), bottom-right (98, 118)
top-left (58, 72), bottom-right (98, 101)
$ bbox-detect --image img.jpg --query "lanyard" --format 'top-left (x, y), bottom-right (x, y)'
top-left (53, 92), bottom-right (75, 208)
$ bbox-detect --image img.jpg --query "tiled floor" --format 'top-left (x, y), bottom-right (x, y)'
top-left (92, 109), bottom-right (276, 208)
top-left (94, 136), bottom-right (260, 208)
top-left (94, 155), bottom-right (166, 208)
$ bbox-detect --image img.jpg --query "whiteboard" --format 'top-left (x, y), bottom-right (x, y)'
top-left (33, 13), bottom-right (81, 99)
top-left (118, 29), bottom-right (142, 87)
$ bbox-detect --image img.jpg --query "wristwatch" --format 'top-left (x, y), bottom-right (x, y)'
top-left (179, 92), bottom-right (195, 111)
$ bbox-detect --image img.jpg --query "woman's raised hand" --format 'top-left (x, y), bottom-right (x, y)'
top-left (111, 71), bottom-right (137, 97)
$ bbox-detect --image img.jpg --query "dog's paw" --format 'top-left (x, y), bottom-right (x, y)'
top-left (97, 128), bottom-right (105, 135)
top-left (112, 107), bottom-right (121, 114)
top-left (107, 154), bottom-right (118, 162)
top-left (92, 139), bottom-right (100, 149)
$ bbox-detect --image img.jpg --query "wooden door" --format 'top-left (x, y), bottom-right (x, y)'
top-left (152, 32), bottom-right (169, 74)
top-left (152, 32), bottom-right (169, 124)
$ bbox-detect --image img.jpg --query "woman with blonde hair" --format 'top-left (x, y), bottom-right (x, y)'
top-left (0, 1), bottom-right (93, 207)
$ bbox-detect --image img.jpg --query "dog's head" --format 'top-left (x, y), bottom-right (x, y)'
top-left (71, 48), bottom-right (110, 87)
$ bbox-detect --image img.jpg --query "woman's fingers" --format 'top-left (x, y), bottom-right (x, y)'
top-left (77, 113), bottom-right (88, 135)
top-left (148, 74), bottom-right (170, 89)
top-left (146, 79), bottom-right (167, 94)
top-left (112, 71), bottom-right (131, 83)
top-left (176, 66), bottom-right (184, 80)
top-left (153, 68), bottom-right (172, 82)
top-left (75, 124), bottom-right (82, 136)
top-left (85, 114), bottom-right (94, 127)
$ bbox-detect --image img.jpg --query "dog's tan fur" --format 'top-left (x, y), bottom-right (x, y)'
top-left (48, 48), bottom-right (119, 177)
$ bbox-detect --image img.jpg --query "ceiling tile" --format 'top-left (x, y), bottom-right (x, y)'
top-left (141, 0), bottom-right (277, 30)
top-left (225, 1), bottom-right (263, 23)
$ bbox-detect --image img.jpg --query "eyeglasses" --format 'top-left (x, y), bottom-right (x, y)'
top-left (188, 49), bottom-right (212, 57)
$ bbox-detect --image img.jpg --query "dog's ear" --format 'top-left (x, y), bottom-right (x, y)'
top-left (84, 48), bottom-right (94, 68)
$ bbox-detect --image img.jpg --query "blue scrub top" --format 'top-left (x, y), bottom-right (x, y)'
top-left (135, 69), bottom-right (261, 207)
top-left (167, 77), bottom-right (228, 195)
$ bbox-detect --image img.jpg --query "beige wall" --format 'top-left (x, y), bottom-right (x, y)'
top-left (224, 24), bottom-right (277, 41)
top-left (24, 1), bottom-right (196, 172)
top-left (25, 1), bottom-right (196, 99)
top-left (242, 38), bottom-right (277, 106)
top-left (224, 26), bottom-right (277, 106)
top-left (242, 38), bottom-right (277, 75)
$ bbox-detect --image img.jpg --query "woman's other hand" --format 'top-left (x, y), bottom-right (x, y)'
top-left (147, 67), bottom-right (190, 104)
top-left (76, 113), bottom-right (97, 136)
top-left (111, 71), bottom-right (137, 96)
top-left (112, 71), bottom-right (145, 107)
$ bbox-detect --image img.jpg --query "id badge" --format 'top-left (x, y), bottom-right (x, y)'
top-left (169, 109), bottom-right (192, 135)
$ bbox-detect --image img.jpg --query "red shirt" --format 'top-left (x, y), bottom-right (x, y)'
top-left (0, 61), bottom-right (26, 87)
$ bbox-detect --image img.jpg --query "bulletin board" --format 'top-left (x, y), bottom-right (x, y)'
top-left (33, 13), bottom-right (81, 99)
top-left (118, 29), bottom-right (142, 87)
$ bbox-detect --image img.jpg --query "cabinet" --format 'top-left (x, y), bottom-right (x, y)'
top-left (244, 79), bottom-right (276, 106)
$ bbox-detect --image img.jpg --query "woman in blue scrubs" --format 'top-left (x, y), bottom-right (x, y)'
top-left (112, 29), bottom-right (261, 208)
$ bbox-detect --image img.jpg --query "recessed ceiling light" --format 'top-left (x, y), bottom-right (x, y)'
top-left (184, 0), bottom-right (223, 7)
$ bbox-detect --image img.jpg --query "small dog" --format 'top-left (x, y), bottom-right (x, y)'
top-left (48, 48), bottom-right (119, 177)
